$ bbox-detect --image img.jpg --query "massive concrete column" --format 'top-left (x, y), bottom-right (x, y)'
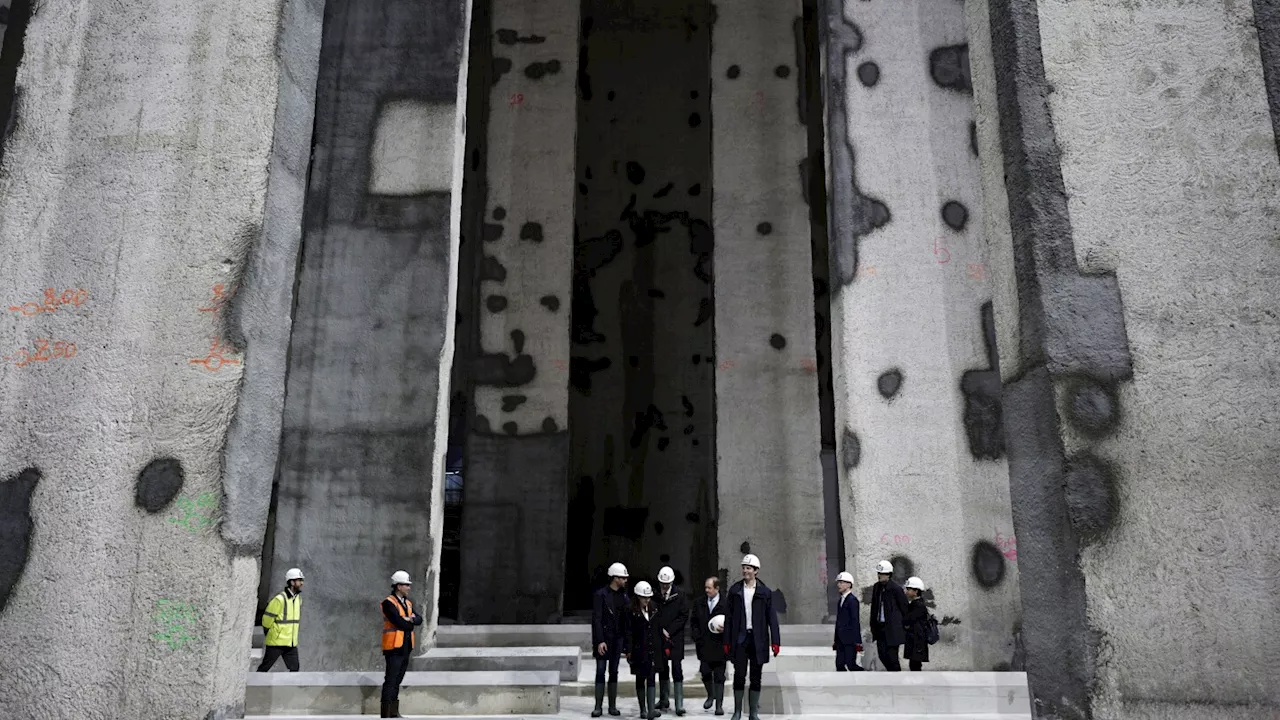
top-left (270, 0), bottom-right (469, 668)
top-left (713, 0), bottom-right (827, 623)
top-left (819, 0), bottom-right (1021, 665)
top-left (456, 0), bottom-right (578, 623)
top-left (0, 0), bottom-right (320, 716)
top-left (973, 0), bottom-right (1280, 715)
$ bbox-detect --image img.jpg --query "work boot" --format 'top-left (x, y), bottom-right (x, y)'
top-left (702, 678), bottom-right (714, 710)
top-left (674, 682), bottom-right (685, 716)
top-left (637, 680), bottom-right (648, 718)
top-left (714, 683), bottom-right (725, 716)
top-left (380, 700), bottom-right (390, 718)
top-left (647, 683), bottom-right (661, 720)
top-left (608, 681), bottom-right (621, 716)
top-left (747, 690), bottom-right (761, 720)
top-left (391, 699), bottom-right (403, 718)
top-left (658, 678), bottom-right (670, 709)
top-left (731, 689), bottom-right (743, 720)
top-left (593, 682), bottom-right (606, 717)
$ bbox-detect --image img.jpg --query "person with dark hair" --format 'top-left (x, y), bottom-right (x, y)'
top-left (902, 576), bottom-right (930, 672)
top-left (869, 560), bottom-right (907, 672)
top-left (654, 566), bottom-right (689, 715)
top-left (591, 562), bottom-right (631, 717)
top-left (691, 576), bottom-right (727, 715)
top-left (627, 581), bottom-right (665, 720)
top-left (380, 570), bottom-right (423, 718)
top-left (722, 554), bottom-right (780, 720)
top-left (832, 571), bottom-right (863, 671)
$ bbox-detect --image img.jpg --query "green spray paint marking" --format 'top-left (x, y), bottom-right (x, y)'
top-left (167, 492), bottom-right (219, 533)
top-left (152, 599), bottom-right (201, 650)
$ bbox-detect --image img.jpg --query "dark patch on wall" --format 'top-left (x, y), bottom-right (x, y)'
top-left (969, 120), bottom-right (979, 157)
top-left (541, 295), bottom-right (561, 311)
top-left (626, 161), bottom-right (646, 185)
top-left (474, 352), bottom-right (537, 387)
top-left (511, 330), bottom-right (526, 354)
top-left (727, 64), bottom-right (741, 79)
top-left (631, 404), bottom-right (668, 448)
top-left (941, 201), bottom-right (969, 231)
top-left (503, 422), bottom-right (519, 435)
top-left (496, 29), bottom-right (547, 45)
top-left (929, 44), bottom-right (971, 93)
top-left (775, 65), bottom-right (791, 78)
top-left (570, 356), bottom-right (612, 393)
top-left (485, 295), bottom-right (508, 312)
top-left (502, 395), bottom-right (528, 412)
top-left (960, 302), bottom-right (1005, 460)
top-left (688, 112), bottom-right (702, 128)
top-left (480, 255), bottom-right (508, 282)
top-left (1064, 377), bottom-right (1119, 437)
top-left (654, 182), bottom-right (674, 198)
top-left (0, 467), bottom-right (39, 613)
top-left (492, 57), bottom-right (514, 85)
top-left (542, 418), bottom-right (559, 432)
top-left (135, 458), bottom-right (186, 513)
top-left (1063, 454), bottom-right (1118, 543)
top-left (483, 223), bottom-right (504, 242)
top-left (654, 521), bottom-right (665, 535)
top-left (520, 222), bottom-right (544, 243)
top-left (841, 428), bottom-right (861, 469)
top-left (739, 541), bottom-right (751, 554)
top-left (756, 222), bottom-right (772, 235)
top-left (694, 298), bottom-right (712, 327)
top-left (769, 333), bottom-right (787, 349)
top-left (604, 506), bottom-right (649, 540)
top-left (856, 62), bottom-right (879, 87)
top-left (798, 158), bottom-right (811, 205)
top-left (525, 59), bottom-right (562, 80)
top-left (1252, 0), bottom-right (1280, 163)
top-left (688, 183), bottom-right (701, 196)
top-left (0, 0), bottom-right (32, 166)
top-left (877, 369), bottom-right (903, 399)
top-left (682, 395), bottom-right (695, 416)
top-left (971, 541), bottom-right (1005, 588)
top-left (888, 555), bottom-right (914, 586)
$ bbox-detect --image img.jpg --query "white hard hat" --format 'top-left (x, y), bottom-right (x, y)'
top-left (391, 570), bottom-right (413, 585)
top-left (285, 568), bottom-right (305, 581)
top-left (607, 562), bottom-right (629, 578)
top-left (657, 566), bottom-right (675, 583)
top-left (835, 571), bottom-right (854, 584)
top-left (875, 560), bottom-right (894, 574)
top-left (634, 581), bottom-right (654, 597)
top-left (905, 576), bottom-right (925, 591)
top-left (708, 615), bottom-right (725, 634)
top-left (741, 554), bottom-right (761, 569)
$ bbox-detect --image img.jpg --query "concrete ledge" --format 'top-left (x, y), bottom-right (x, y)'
top-left (244, 670), bottom-right (560, 715)
top-left (573, 646), bottom-right (849, 685)
top-left (418, 646), bottom-right (581, 681)
top-left (436, 624), bottom-right (832, 650)
top-left (758, 672), bottom-right (1031, 716)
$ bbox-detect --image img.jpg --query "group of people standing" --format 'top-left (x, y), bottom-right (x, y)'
top-left (591, 554), bottom-right (781, 720)
top-left (833, 560), bottom-right (933, 672)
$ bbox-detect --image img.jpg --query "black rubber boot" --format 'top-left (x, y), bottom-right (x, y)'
top-left (647, 682), bottom-right (661, 720)
top-left (702, 678), bottom-right (713, 710)
top-left (730, 689), bottom-right (743, 720)
top-left (674, 682), bottom-right (685, 716)
top-left (637, 680), bottom-right (647, 718)
top-left (391, 699), bottom-right (403, 718)
top-left (747, 690), bottom-right (761, 720)
top-left (380, 700), bottom-right (390, 718)
top-left (658, 678), bottom-right (670, 709)
top-left (593, 682), bottom-right (606, 717)
top-left (714, 683), bottom-right (725, 716)
top-left (608, 681), bottom-right (621, 716)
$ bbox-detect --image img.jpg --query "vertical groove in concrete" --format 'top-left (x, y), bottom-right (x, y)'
top-left (1255, 0), bottom-right (1280, 162)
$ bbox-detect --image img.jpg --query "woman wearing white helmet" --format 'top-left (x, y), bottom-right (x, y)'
top-left (626, 581), bottom-right (665, 719)
top-left (591, 562), bottom-right (631, 717)
top-left (902, 577), bottom-right (930, 672)
top-left (654, 566), bottom-right (689, 715)
top-left (380, 570), bottom-right (423, 717)
top-left (722, 554), bottom-right (780, 720)
top-left (690, 576), bottom-right (727, 715)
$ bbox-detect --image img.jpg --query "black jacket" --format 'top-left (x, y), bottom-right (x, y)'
top-left (626, 605), bottom-right (664, 677)
top-left (592, 585), bottom-right (630, 655)
top-left (870, 580), bottom-right (908, 647)
top-left (724, 580), bottom-right (780, 664)
top-left (834, 592), bottom-right (861, 647)
top-left (656, 585), bottom-right (690, 660)
top-left (690, 592), bottom-right (726, 663)
top-left (903, 597), bottom-right (929, 662)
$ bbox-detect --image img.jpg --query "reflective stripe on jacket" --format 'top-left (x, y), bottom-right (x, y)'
top-left (382, 595), bottom-right (415, 652)
top-left (262, 591), bottom-right (302, 647)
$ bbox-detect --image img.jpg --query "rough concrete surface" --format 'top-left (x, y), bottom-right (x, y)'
top-left (0, 0), bottom-right (319, 717)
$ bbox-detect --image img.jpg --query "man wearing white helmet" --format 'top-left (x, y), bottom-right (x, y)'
top-left (654, 566), bottom-right (689, 715)
top-left (380, 570), bottom-right (423, 718)
top-left (591, 562), bottom-right (631, 717)
top-left (869, 560), bottom-right (907, 672)
top-left (832, 571), bottom-right (862, 671)
top-left (690, 576), bottom-right (727, 715)
top-left (722, 554), bottom-right (779, 720)
top-left (257, 567), bottom-right (305, 672)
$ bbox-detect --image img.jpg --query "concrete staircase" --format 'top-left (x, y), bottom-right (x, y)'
top-left (244, 625), bottom-right (1032, 718)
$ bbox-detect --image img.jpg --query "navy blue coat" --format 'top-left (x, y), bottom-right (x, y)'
top-left (691, 593), bottom-right (727, 663)
top-left (592, 586), bottom-right (630, 655)
top-left (723, 580), bottom-right (780, 664)
top-left (834, 592), bottom-right (861, 647)
top-left (626, 606), bottom-right (664, 677)
top-left (869, 580), bottom-right (908, 647)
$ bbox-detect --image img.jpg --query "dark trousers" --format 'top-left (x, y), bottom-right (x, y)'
top-left (876, 641), bottom-right (902, 672)
top-left (595, 649), bottom-right (621, 683)
top-left (731, 632), bottom-right (764, 691)
top-left (699, 660), bottom-right (726, 683)
top-left (257, 645), bottom-right (299, 672)
top-left (382, 648), bottom-right (412, 703)
top-left (834, 643), bottom-right (860, 671)
top-left (909, 659), bottom-right (923, 671)
top-left (658, 649), bottom-right (683, 682)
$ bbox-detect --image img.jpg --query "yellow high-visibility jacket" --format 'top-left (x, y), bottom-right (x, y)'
top-left (262, 590), bottom-right (302, 647)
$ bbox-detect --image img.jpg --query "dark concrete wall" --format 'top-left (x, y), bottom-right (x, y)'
top-left (268, 0), bottom-right (468, 669)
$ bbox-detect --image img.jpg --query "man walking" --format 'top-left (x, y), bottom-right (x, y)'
top-left (591, 562), bottom-right (630, 718)
top-left (381, 570), bottom-right (423, 718)
top-left (258, 567), bottom-right (305, 672)
top-left (869, 560), bottom-right (907, 672)
top-left (723, 554), bottom-right (780, 720)
top-left (655, 566), bottom-right (689, 716)
top-left (691, 576), bottom-right (727, 715)
top-left (832, 571), bottom-right (862, 671)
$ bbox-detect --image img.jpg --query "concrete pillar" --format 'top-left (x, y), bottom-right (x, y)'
top-left (0, 0), bottom-right (321, 715)
top-left (456, 0), bottom-right (579, 623)
top-left (819, 0), bottom-right (1021, 666)
top-left (972, 0), bottom-right (1280, 715)
top-left (713, 0), bottom-right (828, 623)
top-left (270, 0), bottom-right (469, 668)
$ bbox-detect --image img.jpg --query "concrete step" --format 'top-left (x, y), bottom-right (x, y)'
top-left (244, 670), bottom-right (561, 716)
top-left (573, 647), bottom-right (854, 687)
top-left (434, 625), bottom-right (833, 650)
top-left (417, 646), bottom-right (581, 681)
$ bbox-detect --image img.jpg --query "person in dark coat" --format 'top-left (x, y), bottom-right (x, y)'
top-left (832, 571), bottom-right (863, 671)
top-left (655, 566), bottom-right (689, 715)
top-left (869, 560), bottom-right (907, 672)
top-left (902, 576), bottom-right (930, 671)
top-left (592, 562), bottom-right (631, 717)
top-left (626, 581), bottom-right (665, 720)
top-left (380, 570), bottom-right (424, 718)
top-left (722, 554), bottom-right (779, 720)
top-left (691, 576), bottom-right (727, 715)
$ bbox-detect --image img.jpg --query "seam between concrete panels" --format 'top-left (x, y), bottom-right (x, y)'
top-left (1255, 0), bottom-right (1280, 163)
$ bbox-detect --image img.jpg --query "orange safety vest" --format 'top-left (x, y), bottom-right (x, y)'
top-left (382, 595), bottom-right (415, 652)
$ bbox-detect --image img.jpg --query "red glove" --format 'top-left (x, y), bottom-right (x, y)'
top-left (771, 644), bottom-right (780, 657)
top-left (855, 644), bottom-right (863, 653)
top-left (665, 648), bottom-right (670, 657)
top-left (723, 644), bottom-right (730, 655)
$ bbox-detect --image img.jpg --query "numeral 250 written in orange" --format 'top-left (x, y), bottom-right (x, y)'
top-left (3, 339), bottom-right (79, 367)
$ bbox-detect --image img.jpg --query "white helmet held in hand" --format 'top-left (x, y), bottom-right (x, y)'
top-left (657, 566), bottom-right (675, 583)
top-left (391, 570), bottom-right (413, 585)
top-left (875, 560), bottom-right (894, 575)
top-left (835, 571), bottom-right (854, 584)
top-left (634, 581), bottom-right (654, 598)
top-left (905, 576), bottom-right (925, 591)
top-left (741, 554), bottom-right (761, 569)
top-left (608, 562), bottom-right (630, 578)
top-left (708, 615), bottom-right (725, 634)
top-left (285, 568), bottom-right (305, 582)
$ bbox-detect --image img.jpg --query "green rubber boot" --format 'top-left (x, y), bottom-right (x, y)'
top-left (658, 678), bottom-right (670, 709)
top-left (637, 680), bottom-right (647, 718)
top-left (714, 683), bottom-right (725, 716)
top-left (674, 682), bottom-right (685, 716)
top-left (731, 689), bottom-right (743, 720)
top-left (748, 690), bottom-right (761, 720)
top-left (648, 683), bottom-right (661, 720)
top-left (593, 682), bottom-right (605, 717)
top-left (608, 681), bottom-right (621, 716)
top-left (702, 678), bottom-right (713, 710)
